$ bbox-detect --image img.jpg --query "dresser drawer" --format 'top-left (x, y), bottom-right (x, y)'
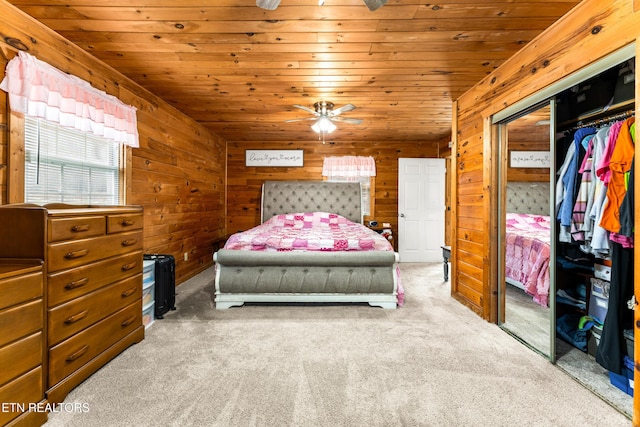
top-left (0, 300), bottom-right (43, 348)
top-left (47, 230), bottom-right (143, 273)
top-left (0, 367), bottom-right (43, 426)
top-left (0, 332), bottom-right (42, 387)
top-left (107, 213), bottom-right (143, 234)
top-left (0, 271), bottom-right (43, 311)
top-left (48, 274), bottom-right (142, 346)
top-left (48, 301), bottom-right (141, 385)
top-left (48, 251), bottom-right (143, 307)
top-left (48, 216), bottom-right (106, 242)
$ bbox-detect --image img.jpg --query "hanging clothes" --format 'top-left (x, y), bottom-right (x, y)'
top-left (595, 241), bottom-right (634, 374)
top-left (618, 157), bottom-right (635, 240)
top-left (555, 142), bottom-right (576, 216)
top-left (558, 128), bottom-right (595, 227)
top-left (587, 126), bottom-right (613, 256)
top-left (557, 128), bottom-right (594, 245)
top-left (600, 117), bottom-right (635, 234)
top-left (595, 120), bottom-right (623, 184)
top-left (610, 122), bottom-right (635, 248)
top-left (595, 117), bottom-right (635, 375)
top-left (571, 137), bottom-right (595, 242)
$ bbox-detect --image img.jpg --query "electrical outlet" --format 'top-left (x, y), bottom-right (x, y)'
top-left (184, 252), bottom-right (188, 261)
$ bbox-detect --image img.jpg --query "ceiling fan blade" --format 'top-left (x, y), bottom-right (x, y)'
top-left (331, 116), bottom-right (363, 125)
top-left (330, 103), bottom-right (357, 116)
top-left (362, 0), bottom-right (387, 11)
top-left (285, 117), bottom-right (318, 123)
top-left (256, 0), bottom-right (281, 10)
top-left (292, 104), bottom-right (319, 115)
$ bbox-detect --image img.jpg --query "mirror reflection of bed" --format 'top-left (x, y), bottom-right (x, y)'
top-left (502, 181), bottom-right (552, 356)
top-left (497, 101), bottom-right (553, 357)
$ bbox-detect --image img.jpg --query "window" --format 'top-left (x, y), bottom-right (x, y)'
top-left (322, 156), bottom-right (376, 217)
top-left (1, 51), bottom-right (138, 204)
top-left (325, 176), bottom-right (373, 216)
top-left (24, 117), bottom-right (122, 205)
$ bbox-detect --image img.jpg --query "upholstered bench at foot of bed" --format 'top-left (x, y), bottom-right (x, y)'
top-left (213, 249), bottom-right (399, 309)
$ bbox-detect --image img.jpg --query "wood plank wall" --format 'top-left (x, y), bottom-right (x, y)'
top-left (452, 0), bottom-right (639, 322)
top-left (0, 2), bottom-right (227, 284)
top-left (227, 139), bottom-right (450, 240)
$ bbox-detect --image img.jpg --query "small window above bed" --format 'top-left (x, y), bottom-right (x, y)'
top-left (322, 156), bottom-right (376, 216)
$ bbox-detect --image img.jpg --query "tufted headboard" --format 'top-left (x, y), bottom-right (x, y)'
top-left (506, 181), bottom-right (551, 216)
top-left (261, 180), bottom-right (363, 224)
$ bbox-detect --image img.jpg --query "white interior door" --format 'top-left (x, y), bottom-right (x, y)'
top-left (398, 158), bottom-right (446, 262)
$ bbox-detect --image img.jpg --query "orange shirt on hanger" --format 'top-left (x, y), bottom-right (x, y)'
top-left (600, 117), bottom-right (635, 233)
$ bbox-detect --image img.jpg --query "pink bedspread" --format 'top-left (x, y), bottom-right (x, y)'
top-left (225, 212), bottom-right (394, 252)
top-left (224, 212), bottom-right (403, 305)
top-left (505, 213), bottom-right (551, 307)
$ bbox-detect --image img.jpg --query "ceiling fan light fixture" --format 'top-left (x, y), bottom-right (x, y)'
top-left (312, 117), bottom-right (336, 134)
top-left (256, 0), bottom-right (281, 10)
top-left (258, 0), bottom-right (386, 10)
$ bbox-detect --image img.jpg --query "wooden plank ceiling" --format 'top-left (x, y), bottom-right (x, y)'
top-left (7, 0), bottom-right (580, 143)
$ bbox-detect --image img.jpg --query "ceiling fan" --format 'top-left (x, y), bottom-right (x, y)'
top-left (257, 0), bottom-right (387, 12)
top-left (286, 101), bottom-right (363, 134)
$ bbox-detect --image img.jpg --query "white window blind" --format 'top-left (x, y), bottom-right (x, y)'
top-left (326, 175), bottom-right (372, 216)
top-left (25, 117), bottom-right (121, 205)
top-left (322, 156), bottom-right (376, 216)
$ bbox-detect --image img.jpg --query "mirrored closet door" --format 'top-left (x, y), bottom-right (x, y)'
top-left (497, 101), bottom-right (555, 360)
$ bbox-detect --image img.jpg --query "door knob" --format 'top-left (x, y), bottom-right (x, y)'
top-left (400, 213), bottom-right (405, 218)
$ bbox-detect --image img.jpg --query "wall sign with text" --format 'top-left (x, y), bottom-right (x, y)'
top-left (509, 151), bottom-right (551, 168)
top-left (245, 149), bottom-right (304, 167)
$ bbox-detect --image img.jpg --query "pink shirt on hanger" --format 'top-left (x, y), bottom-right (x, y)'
top-left (595, 120), bottom-right (623, 184)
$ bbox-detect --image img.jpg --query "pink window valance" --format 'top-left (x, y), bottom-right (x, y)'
top-left (0, 51), bottom-right (139, 147)
top-left (322, 156), bottom-right (376, 177)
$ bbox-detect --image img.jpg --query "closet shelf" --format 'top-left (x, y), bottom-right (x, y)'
top-left (557, 99), bottom-right (635, 131)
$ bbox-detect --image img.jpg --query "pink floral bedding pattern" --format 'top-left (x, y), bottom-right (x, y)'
top-left (225, 212), bottom-right (394, 252)
top-left (224, 212), bottom-right (403, 306)
top-left (505, 213), bottom-right (551, 307)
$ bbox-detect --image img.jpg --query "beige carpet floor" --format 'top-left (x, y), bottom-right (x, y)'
top-left (502, 282), bottom-right (633, 417)
top-left (44, 263), bottom-right (631, 427)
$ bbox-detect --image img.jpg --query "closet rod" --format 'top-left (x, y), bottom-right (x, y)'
top-left (570, 108), bottom-right (635, 131)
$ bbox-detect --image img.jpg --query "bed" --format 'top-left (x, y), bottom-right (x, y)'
top-left (504, 182), bottom-right (551, 307)
top-left (213, 180), bottom-right (401, 309)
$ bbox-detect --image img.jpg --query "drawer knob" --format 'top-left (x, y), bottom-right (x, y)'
top-left (66, 345), bottom-right (89, 362)
top-left (71, 224), bottom-right (90, 232)
top-left (121, 239), bottom-right (137, 247)
top-left (64, 310), bottom-right (88, 324)
top-left (64, 249), bottom-right (89, 259)
top-left (121, 316), bottom-right (136, 327)
top-left (64, 277), bottom-right (88, 290)
top-left (121, 261), bottom-right (137, 271)
top-left (121, 288), bottom-right (136, 298)
top-left (121, 219), bottom-right (135, 226)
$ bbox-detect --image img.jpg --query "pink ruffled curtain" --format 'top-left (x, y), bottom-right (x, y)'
top-left (322, 156), bottom-right (376, 177)
top-left (0, 51), bottom-right (139, 147)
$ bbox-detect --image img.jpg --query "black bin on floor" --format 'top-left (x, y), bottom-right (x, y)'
top-left (143, 254), bottom-right (176, 319)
